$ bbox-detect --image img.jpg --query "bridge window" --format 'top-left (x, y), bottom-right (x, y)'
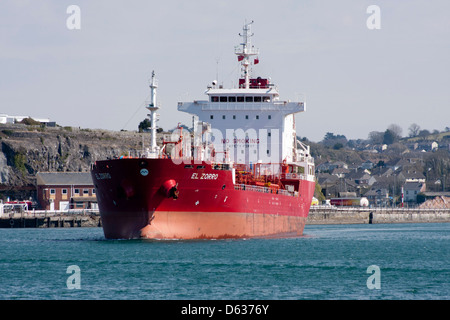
top-left (211, 96), bottom-right (219, 102)
top-left (263, 96), bottom-right (270, 102)
top-left (229, 96), bottom-right (236, 102)
top-left (245, 96), bottom-right (253, 103)
top-left (254, 96), bottom-right (262, 102)
top-left (220, 96), bottom-right (227, 102)
top-left (237, 96), bottom-right (244, 102)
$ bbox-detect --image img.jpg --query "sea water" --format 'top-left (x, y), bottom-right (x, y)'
top-left (0, 223), bottom-right (448, 300)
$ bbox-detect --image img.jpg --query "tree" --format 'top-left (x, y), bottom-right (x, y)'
top-left (376, 160), bottom-right (385, 168)
top-left (417, 193), bottom-right (426, 204)
top-left (418, 129), bottom-right (430, 137)
top-left (20, 117), bottom-right (41, 126)
top-left (383, 129), bottom-right (396, 145)
top-left (387, 124), bottom-right (403, 140)
top-left (314, 180), bottom-right (326, 202)
top-left (368, 131), bottom-right (384, 144)
top-left (138, 119), bottom-right (151, 133)
top-left (408, 123), bottom-right (420, 137)
top-left (333, 143), bottom-right (344, 150)
top-left (424, 149), bottom-right (450, 177)
top-left (322, 132), bottom-right (347, 148)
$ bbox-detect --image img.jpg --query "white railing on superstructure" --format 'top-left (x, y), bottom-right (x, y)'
top-left (188, 100), bottom-right (304, 111)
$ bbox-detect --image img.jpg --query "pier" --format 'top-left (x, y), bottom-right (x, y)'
top-left (2, 207), bottom-right (450, 229)
top-left (0, 210), bottom-right (101, 228)
top-left (307, 206), bottom-right (450, 225)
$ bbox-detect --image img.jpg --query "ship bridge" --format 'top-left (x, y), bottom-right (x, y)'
top-left (177, 83), bottom-right (305, 165)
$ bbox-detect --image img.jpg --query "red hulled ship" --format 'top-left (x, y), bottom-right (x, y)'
top-left (91, 22), bottom-right (316, 239)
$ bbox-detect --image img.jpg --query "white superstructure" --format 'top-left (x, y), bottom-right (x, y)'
top-left (178, 21), bottom-right (312, 177)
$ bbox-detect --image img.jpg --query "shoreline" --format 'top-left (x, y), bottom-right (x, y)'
top-left (306, 206), bottom-right (450, 225)
top-left (1, 207), bottom-right (450, 229)
top-left (0, 210), bottom-right (101, 228)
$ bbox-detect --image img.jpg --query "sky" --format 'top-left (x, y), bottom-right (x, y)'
top-left (1, 0), bottom-right (449, 142)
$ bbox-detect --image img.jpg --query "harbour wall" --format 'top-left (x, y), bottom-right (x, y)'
top-left (0, 210), bottom-right (101, 228)
top-left (2, 208), bottom-right (450, 229)
top-left (307, 207), bottom-right (450, 225)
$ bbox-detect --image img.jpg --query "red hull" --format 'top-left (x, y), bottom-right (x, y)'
top-left (91, 158), bottom-right (315, 239)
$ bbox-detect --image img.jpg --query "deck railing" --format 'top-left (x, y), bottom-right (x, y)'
top-left (234, 184), bottom-right (295, 197)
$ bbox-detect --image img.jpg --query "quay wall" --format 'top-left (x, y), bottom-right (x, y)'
top-left (2, 208), bottom-right (450, 229)
top-left (307, 207), bottom-right (450, 225)
top-left (0, 210), bottom-right (101, 228)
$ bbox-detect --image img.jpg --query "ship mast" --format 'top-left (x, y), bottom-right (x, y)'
top-left (146, 71), bottom-right (160, 158)
top-left (235, 21), bottom-right (259, 89)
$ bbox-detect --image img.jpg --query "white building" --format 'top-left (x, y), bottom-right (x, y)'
top-left (0, 114), bottom-right (50, 124)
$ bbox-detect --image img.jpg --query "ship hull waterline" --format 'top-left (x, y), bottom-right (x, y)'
top-left (101, 210), bottom-right (308, 240)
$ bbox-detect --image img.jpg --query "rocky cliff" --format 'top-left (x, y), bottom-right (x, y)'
top-left (0, 123), bottom-right (153, 199)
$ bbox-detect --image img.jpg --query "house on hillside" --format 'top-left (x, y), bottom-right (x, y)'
top-left (316, 161), bottom-right (348, 173)
top-left (360, 160), bottom-right (374, 170)
top-left (346, 169), bottom-right (376, 186)
top-left (370, 167), bottom-right (393, 177)
top-left (0, 114), bottom-right (54, 126)
top-left (398, 171), bottom-right (426, 183)
top-left (365, 188), bottom-right (390, 207)
top-left (403, 181), bottom-right (426, 203)
top-left (331, 167), bottom-right (350, 178)
top-left (386, 158), bottom-right (409, 171)
top-left (317, 173), bottom-right (339, 197)
top-left (409, 141), bottom-right (439, 152)
top-left (36, 172), bottom-right (97, 211)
